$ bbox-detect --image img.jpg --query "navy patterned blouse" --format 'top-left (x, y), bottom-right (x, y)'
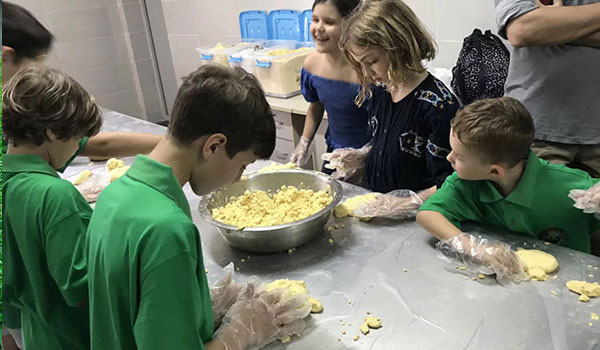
top-left (364, 73), bottom-right (458, 193)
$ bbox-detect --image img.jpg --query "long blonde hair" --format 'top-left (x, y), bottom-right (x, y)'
top-left (340, 0), bottom-right (437, 106)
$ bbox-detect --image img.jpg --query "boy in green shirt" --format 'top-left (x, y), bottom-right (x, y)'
top-left (2, 65), bottom-right (103, 349)
top-left (2, 1), bottom-right (161, 169)
top-left (86, 64), bottom-right (311, 350)
top-left (417, 97), bottom-right (599, 280)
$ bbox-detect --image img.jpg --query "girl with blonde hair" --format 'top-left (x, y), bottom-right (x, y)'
top-left (325, 0), bottom-right (458, 196)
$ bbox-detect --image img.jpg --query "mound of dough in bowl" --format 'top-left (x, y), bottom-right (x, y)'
top-left (516, 249), bottom-right (559, 281)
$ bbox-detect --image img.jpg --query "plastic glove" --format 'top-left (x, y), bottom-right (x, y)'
top-left (214, 284), bottom-right (312, 350)
top-left (569, 182), bottom-right (600, 219)
top-left (352, 189), bottom-right (424, 220)
top-left (210, 263), bottom-right (244, 328)
top-left (436, 233), bottom-right (528, 285)
top-left (289, 136), bottom-right (312, 167)
top-left (321, 145), bottom-right (372, 184)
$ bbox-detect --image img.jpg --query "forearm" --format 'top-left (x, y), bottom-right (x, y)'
top-left (416, 186), bottom-right (437, 203)
top-left (81, 132), bottom-right (162, 158)
top-left (571, 29), bottom-right (600, 48)
top-left (301, 102), bottom-right (325, 141)
top-left (416, 210), bottom-right (462, 241)
top-left (506, 3), bottom-right (600, 47)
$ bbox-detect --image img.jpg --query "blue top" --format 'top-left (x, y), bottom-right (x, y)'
top-left (365, 73), bottom-right (458, 193)
top-left (301, 68), bottom-right (371, 150)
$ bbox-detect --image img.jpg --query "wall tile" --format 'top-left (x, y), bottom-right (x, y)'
top-left (128, 31), bottom-right (152, 61)
top-left (121, 2), bottom-right (147, 33)
top-left (47, 7), bottom-right (112, 42)
top-left (163, 0), bottom-right (197, 35)
top-left (56, 37), bottom-right (118, 72)
top-left (71, 62), bottom-right (137, 97)
top-left (96, 89), bottom-right (144, 118)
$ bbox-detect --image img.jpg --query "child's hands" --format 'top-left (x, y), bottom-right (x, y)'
top-left (321, 145), bottom-right (371, 184)
top-left (289, 136), bottom-right (312, 167)
top-left (214, 284), bottom-right (311, 350)
top-left (352, 189), bottom-right (424, 220)
top-left (437, 233), bottom-right (527, 285)
top-left (210, 263), bottom-right (245, 329)
top-left (569, 183), bottom-right (600, 219)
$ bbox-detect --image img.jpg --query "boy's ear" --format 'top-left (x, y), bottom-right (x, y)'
top-left (202, 133), bottom-right (228, 159)
top-left (46, 129), bottom-right (58, 142)
top-left (2, 46), bottom-right (16, 62)
top-left (489, 164), bottom-right (505, 178)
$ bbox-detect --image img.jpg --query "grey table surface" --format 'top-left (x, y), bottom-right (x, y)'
top-left (63, 111), bottom-right (600, 350)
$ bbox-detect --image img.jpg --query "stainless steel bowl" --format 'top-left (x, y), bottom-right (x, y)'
top-left (199, 169), bottom-right (343, 253)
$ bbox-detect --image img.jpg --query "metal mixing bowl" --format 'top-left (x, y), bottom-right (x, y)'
top-left (198, 169), bottom-right (343, 253)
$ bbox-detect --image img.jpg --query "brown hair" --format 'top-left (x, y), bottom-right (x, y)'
top-left (340, 0), bottom-right (437, 106)
top-left (168, 64), bottom-right (275, 159)
top-left (2, 64), bottom-right (102, 146)
top-left (451, 97), bottom-right (534, 166)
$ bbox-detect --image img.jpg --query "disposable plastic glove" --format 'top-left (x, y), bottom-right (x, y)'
top-left (214, 284), bottom-right (312, 350)
top-left (436, 233), bottom-right (528, 285)
top-left (289, 137), bottom-right (312, 167)
top-left (210, 263), bottom-right (244, 328)
top-left (352, 189), bottom-right (424, 220)
top-left (569, 182), bottom-right (600, 219)
top-left (321, 145), bottom-right (371, 184)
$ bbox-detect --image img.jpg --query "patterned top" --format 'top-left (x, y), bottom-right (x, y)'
top-left (365, 73), bottom-right (459, 193)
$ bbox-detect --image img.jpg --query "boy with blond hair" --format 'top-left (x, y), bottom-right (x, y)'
top-left (2, 65), bottom-right (102, 349)
top-left (417, 97), bottom-right (599, 278)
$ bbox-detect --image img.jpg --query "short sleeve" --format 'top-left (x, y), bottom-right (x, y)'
top-left (419, 174), bottom-right (482, 228)
top-left (494, 0), bottom-right (538, 39)
top-left (301, 68), bottom-right (319, 103)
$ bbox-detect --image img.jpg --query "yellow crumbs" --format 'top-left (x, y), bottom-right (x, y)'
top-left (212, 185), bottom-right (332, 228)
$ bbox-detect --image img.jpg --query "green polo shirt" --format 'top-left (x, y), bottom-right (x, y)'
top-left (419, 151), bottom-right (599, 253)
top-left (2, 154), bottom-right (91, 349)
top-left (86, 155), bottom-right (214, 350)
top-left (1, 136), bottom-right (89, 172)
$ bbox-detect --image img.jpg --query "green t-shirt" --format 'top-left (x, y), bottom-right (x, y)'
top-left (419, 151), bottom-right (599, 253)
top-left (2, 154), bottom-right (91, 349)
top-left (86, 155), bottom-right (214, 350)
top-left (1, 136), bottom-right (89, 172)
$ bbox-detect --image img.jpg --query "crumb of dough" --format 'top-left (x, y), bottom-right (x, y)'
top-left (333, 193), bottom-right (379, 219)
top-left (365, 316), bottom-right (382, 329)
top-left (288, 248), bottom-right (295, 254)
top-left (88, 162), bottom-right (94, 166)
top-left (360, 323), bottom-right (369, 335)
top-left (553, 276), bottom-right (558, 280)
top-left (478, 274), bottom-right (486, 279)
top-left (516, 249), bottom-right (559, 281)
top-left (73, 170), bottom-right (92, 185)
top-left (551, 290), bottom-right (558, 296)
top-left (353, 335), bottom-right (359, 341)
top-left (403, 269), bottom-right (407, 272)
top-left (281, 336), bottom-right (291, 344)
top-left (106, 158), bottom-right (125, 171)
top-left (258, 162), bottom-right (298, 173)
top-left (265, 279), bottom-right (323, 313)
top-left (566, 280), bottom-right (600, 302)
top-left (589, 323), bottom-right (593, 327)
top-left (472, 277), bottom-right (477, 281)
top-left (459, 266), bottom-right (467, 271)
top-left (240, 175), bottom-right (248, 181)
top-left (212, 185), bottom-right (332, 228)
top-left (241, 259), bottom-right (245, 263)
top-left (328, 238), bottom-right (334, 244)
top-left (341, 330), bottom-right (346, 335)
top-left (589, 274), bottom-right (595, 278)
top-left (591, 313), bottom-right (599, 321)
top-left (108, 166), bottom-right (130, 182)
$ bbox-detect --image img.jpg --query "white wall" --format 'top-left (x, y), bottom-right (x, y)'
top-left (160, 0), bottom-right (498, 85)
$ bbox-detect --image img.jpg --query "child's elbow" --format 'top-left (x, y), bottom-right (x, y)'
top-left (416, 210), bottom-right (427, 226)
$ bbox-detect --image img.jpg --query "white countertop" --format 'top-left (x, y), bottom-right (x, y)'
top-left (266, 95), bottom-right (327, 118)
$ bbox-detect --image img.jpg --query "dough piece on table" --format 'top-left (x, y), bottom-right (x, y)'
top-left (516, 249), bottom-right (559, 281)
top-left (106, 158), bottom-right (125, 171)
top-left (108, 166), bottom-right (130, 182)
top-left (333, 193), bottom-right (379, 219)
top-left (566, 280), bottom-right (600, 302)
top-left (265, 279), bottom-right (323, 313)
top-left (360, 323), bottom-right (369, 335)
top-left (73, 170), bottom-right (92, 185)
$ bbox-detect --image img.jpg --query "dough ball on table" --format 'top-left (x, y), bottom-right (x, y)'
top-left (515, 249), bottom-right (559, 281)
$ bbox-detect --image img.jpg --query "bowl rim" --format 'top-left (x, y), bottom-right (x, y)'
top-left (198, 169), bottom-right (344, 232)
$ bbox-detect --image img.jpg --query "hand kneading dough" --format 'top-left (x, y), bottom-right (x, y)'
top-left (333, 193), bottom-right (379, 219)
top-left (516, 249), bottom-right (558, 281)
top-left (265, 279), bottom-right (323, 313)
top-left (566, 280), bottom-right (600, 302)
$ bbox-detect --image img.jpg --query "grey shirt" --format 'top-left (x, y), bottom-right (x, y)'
top-left (495, 0), bottom-right (600, 145)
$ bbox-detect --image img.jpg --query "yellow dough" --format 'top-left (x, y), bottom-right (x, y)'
top-left (566, 280), bottom-right (600, 302)
top-left (106, 158), bottom-right (125, 171)
top-left (516, 249), bottom-right (559, 281)
top-left (360, 322), bottom-right (369, 335)
top-left (108, 166), bottom-right (130, 183)
top-left (365, 316), bottom-right (382, 329)
top-left (73, 170), bottom-right (92, 185)
top-left (257, 162), bottom-right (298, 173)
top-left (212, 185), bottom-right (332, 228)
top-left (333, 193), bottom-right (379, 219)
top-left (265, 279), bottom-right (323, 314)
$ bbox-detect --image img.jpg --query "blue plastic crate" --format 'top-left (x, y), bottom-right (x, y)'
top-left (269, 10), bottom-right (302, 41)
top-left (239, 11), bottom-right (269, 40)
top-left (300, 9), bottom-right (313, 42)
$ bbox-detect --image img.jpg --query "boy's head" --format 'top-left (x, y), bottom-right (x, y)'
top-left (3, 64), bottom-right (103, 169)
top-left (340, 0), bottom-right (436, 106)
top-left (168, 64), bottom-right (275, 194)
top-left (2, 2), bottom-right (54, 82)
top-left (447, 97), bottom-right (534, 181)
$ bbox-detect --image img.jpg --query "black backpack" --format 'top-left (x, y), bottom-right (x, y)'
top-left (451, 29), bottom-right (510, 106)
